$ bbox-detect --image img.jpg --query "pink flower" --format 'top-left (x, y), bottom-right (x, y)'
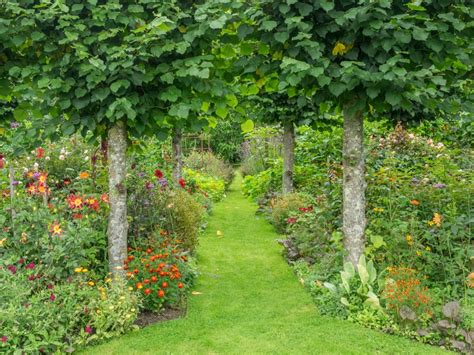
top-left (286, 217), bottom-right (298, 224)
top-left (18, 258), bottom-right (25, 264)
top-left (85, 325), bottom-right (93, 334)
top-left (7, 265), bottom-right (16, 274)
top-left (47, 283), bottom-right (54, 289)
top-left (28, 275), bottom-right (36, 281)
top-left (1, 336), bottom-right (7, 343)
top-left (49, 293), bottom-right (56, 302)
top-left (25, 262), bottom-right (35, 270)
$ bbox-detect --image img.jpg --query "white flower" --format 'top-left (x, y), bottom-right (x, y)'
top-left (45, 156), bottom-right (50, 161)
top-left (84, 157), bottom-right (89, 161)
top-left (408, 133), bottom-right (415, 139)
top-left (59, 155), bottom-right (65, 161)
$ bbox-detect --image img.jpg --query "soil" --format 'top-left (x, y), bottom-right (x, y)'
top-left (134, 307), bottom-right (186, 328)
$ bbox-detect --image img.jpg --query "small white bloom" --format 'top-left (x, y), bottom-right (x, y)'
top-left (45, 156), bottom-right (50, 161)
top-left (59, 155), bottom-right (65, 161)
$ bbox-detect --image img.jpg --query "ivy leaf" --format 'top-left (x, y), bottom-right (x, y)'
top-left (385, 91), bottom-right (401, 106)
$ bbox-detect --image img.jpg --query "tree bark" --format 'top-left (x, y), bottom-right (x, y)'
top-left (342, 107), bottom-right (366, 267)
top-left (172, 127), bottom-right (183, 186)
top-left (282, 121), bottom-right (295, 194)
top-left (107, 121), bottom-right (128, 277)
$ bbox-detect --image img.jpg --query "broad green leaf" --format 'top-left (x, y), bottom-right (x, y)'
top-left (241, 119), bottom-right (254, 133)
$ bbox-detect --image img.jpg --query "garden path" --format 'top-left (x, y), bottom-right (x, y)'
top-left (87, 174), bottom-right (446, 354)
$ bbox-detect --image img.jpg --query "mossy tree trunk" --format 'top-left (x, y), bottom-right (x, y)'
top-left (282, 121), bottom-right (295, 195)
top-left (107, 120), bottom-right (128, 277)
top-left (342, 106), bottom-right (366, 267)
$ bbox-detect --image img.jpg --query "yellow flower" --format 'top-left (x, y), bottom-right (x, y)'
top-left (120, 296), bottom-right (126, 301)
top-left (87, 281), bottom-right (95, 286)
top-left (105, 278), bottom-right (112, 283)
top-left (373, 207), bottom-right (384, 213)
top-left (74, 267), bottom-right (83, 273)
top-left (82, 268), bottom-right (88, 273)
top-left (432, 213), bottom-right (442, 227)
top-left (405, 234), bottom-right (414, 246)
top-left (0, 238), bottom-right (7, 247)
top-left (425, 246), bottom-right (431, 252)
top-left (128, 287), bottom-right (133, 291)
top-left (332, 41), bottom-right (353, 56)
top-left (109, 305), bottom-right (114, 310)
top-left (416, 250), bottom-right (422, 256)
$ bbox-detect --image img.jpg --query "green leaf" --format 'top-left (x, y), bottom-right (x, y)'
top-left (201, 101), bottom-right (210, 112)
top-left (210, 16), bottom-right (226, 29)
top-left (320, 1), bottom-right (335, 12)
top-left (226, 94), bottom-right (238, 108)
top-left (261, 20), bottom-right (277, 31)
top-left (366, 86), bottom-right (380, 99)
top-left (275, 31), bottom-right (289, 43)
top-left (328, 82), bottom-right (346, 97)
top-left (241, 119), bottom-right (254, 133)
top-left (216, 106), bottom-right (229, 119)
top-left (169, 103), bottom-right (190, 119)
top-left (110, 80), bottom-right (130, 93)
top-left (386, 91), bottom-right (401, 106)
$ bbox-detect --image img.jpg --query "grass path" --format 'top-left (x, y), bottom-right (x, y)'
top-left (88, 174), bottom-right (446, 354)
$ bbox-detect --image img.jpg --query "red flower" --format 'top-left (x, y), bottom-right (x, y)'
top-left (67, 194), bottom-right (83, 209)
top-left (157, 290), bottom-right (165, 298)
top-left (178, 282), bottom-right (184, 289)
top-left (18, 258), bottom-right (25, 264)
top-left (286, 217), bottom-right (298, 224)
top-left (36, 147), bottom-right (45, 159)
top-left (100, 193), bottom-right (109, 204)
top-left (25, 262), bottom-right (35, 270)
top-left (154, 169), bottom-right (164, 179)
top-left (178, 178), bottom-right (186, 188)
top-left (49, 293), bottom-right (56, 302)
top-left (72, 213), bottom-right (83, 220)
top-left (144, 288), bottom-right (151, 296)
top-left (85, 325), bottom-right (93, 334)
top-left (1, 336), bottom-right (7, 343)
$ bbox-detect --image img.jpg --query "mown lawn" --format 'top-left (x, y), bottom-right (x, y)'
top-left (86, 174), bottom-right (449, 355)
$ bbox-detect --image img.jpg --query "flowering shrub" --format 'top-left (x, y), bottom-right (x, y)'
top-left (382, 267), bottom-right (432, 320)
top-left (270, 193), bottom-right (306, 234)
top-left (124, 246), bottom-right (195, 312)
top-left (0, 263), bottom-right (139, 353)
top-left (183, 168), bottom-right (226, 202)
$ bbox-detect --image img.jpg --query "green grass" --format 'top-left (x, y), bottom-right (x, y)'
top-left (86, 174), bottom-right (448, 354)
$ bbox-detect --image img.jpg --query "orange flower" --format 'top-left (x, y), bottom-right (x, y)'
top-left (468, 273), bottom-right (474, 288)
top-left (432, 213), bottom-right (442, 227)
top-left (410, 199), bottom-right (420, 206)
top-left (39, 173), bottom-right (47, 183)
top-left (50, 222), bottom-right (62, 236)
top-left (136, 282), bottom-right (143, 290)
top-left (79, 172), bottom-right (90, 179)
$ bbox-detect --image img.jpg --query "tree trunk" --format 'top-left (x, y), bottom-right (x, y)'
top-left (172, 128), bottom-right (183, 186)
top-left (282, 121), bottom-right (295, 194)
top-left (107, 121), bottom-right (128, 277)
top-left (342, 107), bottom-right (366, 267)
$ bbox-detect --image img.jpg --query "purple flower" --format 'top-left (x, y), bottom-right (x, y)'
top-left (10, 121), bottom-right (20, 129)
top-left (12, 180), bottom-right (19, 186)
top-left (32, 172), bottom-right (41, 179)
top-left (411, 177), bottom-right (419, 184)
top-left (433, 183), bottom-right (446, 189)
top-left (145, 182), bottom-right (154, 190)
top-left (158, 178), bottom-right (168, 188)
top-left (137, 172), bottom-right (145, 178)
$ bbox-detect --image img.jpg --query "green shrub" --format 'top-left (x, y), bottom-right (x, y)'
top-left (271, 193), bottom-right (306, 234)
top-left (184, 151), bottom-right (234, 186)
top-left (167, 189), bottom-right (204, 252)
top-left (183, 168), bottom-right (226, 202)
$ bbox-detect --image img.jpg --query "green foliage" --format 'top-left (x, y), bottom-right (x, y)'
top-left (208, 119), bottom-right (245, 163)
top-left (167, 189), bottom-right (205, 252)
top-left (184, 151), bottom-right (234, 186)
top-left (237, 1), bottom-right (473, 119)
top-left (1, 1), bottom-right (239, 139)
top-left (270, 193), bottom-right (306, 234)
top-left (183, 168), bottom-right (226, 202)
